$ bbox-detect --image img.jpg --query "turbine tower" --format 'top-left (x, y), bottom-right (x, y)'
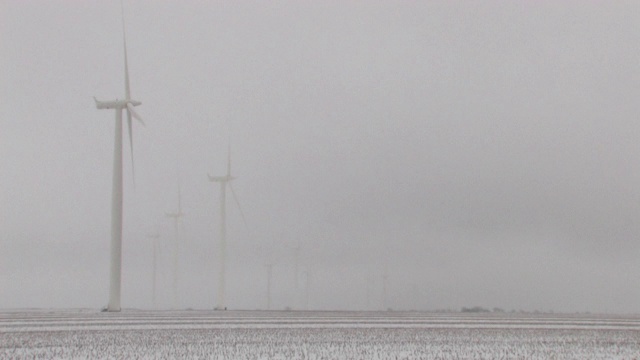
top-left (382, 266), bottom-right (389, 311)
top-left (208, 144), bottom-right (246, 310)
top-left (366, 271), bottom-right (372, 310)
top-left (303, 269), bottom-right (311, 311)
top-left (165, 188), bottom-right (184, 308)
top-left (147, 232), bottom-right (160, 308)
top-left (265, 263), bottom-right (274, 310)
top-left (289, 240), bottom-right (301, 309)
top-left (94, 3), bottom-right (145, 312)
top-left (293, 241), bottom-right (300, 292)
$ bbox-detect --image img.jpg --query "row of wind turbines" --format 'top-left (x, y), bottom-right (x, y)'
top-left (93, 5), bottom-right (243, 312)
top-left (93, 4), bottom-right (392, 312)
top-left (148, 150), bottom-right (242, 311)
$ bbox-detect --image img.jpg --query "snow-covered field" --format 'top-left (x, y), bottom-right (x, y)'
top-left (1, 310), bottom-right (639, 359)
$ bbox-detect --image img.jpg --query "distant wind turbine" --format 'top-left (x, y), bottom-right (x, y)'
top-left (382, 266), bottom-right (389, 311)
top-left (147, 232), bottom-right (160, 308)
top-left (293, 241), bottom-right (300, 292)
top-left (208, 144), bottom-right (246, 310)
top-left (94, 2), bottom-right (146, 312)
top-left (265, 262), bottom-right (274, 310)
top-left (303, 269), bottom-right (311, 311)
top-left (288, 240), bottom-right (301, 309)
top-left (366, 271), bottom-right (372, 310)
top-left (165, 187), bottom-right (185, 308)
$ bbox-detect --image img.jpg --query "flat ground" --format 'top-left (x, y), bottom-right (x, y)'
top-left (1, 310), bottom-right (639, 359)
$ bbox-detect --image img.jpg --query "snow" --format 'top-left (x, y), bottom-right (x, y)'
top-left (1, 310), bottom-right (639, 359)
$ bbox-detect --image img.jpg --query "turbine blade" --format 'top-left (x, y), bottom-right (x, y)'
top-left (127, 109), bottom-right (135, 185)
top-left (122, 1), bottom-right (131, 101)
top-left (229, 183), bottom-right (248, 230)
top-left (226, 142), bottom-right (232, 176)
top-left (127, 103), bottom-right (145, 126)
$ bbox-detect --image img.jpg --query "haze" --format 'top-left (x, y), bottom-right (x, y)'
top-left (1, 1), bottom-right (639, 313)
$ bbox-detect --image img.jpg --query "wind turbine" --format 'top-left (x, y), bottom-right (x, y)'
top-left (366, 271), bottom-right (372, 310)
top-left (94, 3), bottom-right (145, 312)
top-left (147, 232), bottom-right (160, 308)
top-left (382, 266), bottom-right (389, 311)
top-left (265, 262), bottom-right (274, 310)
top-left (303, 269), bottom-right (311, 311)
top-left (208, 144), bottom-right (246, 310)
top-left (293, 241), bottom-right (300, 292)
top-left (288, 239), bottom-right (301, 309)
top-left (165, 188), bottom-right (185, 308)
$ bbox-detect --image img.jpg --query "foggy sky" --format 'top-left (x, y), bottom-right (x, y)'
top-left (1, 1), bottom-right (639, 313)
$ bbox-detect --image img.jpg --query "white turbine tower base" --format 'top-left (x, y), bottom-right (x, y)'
top-left (94, 2), bottom-right (145, 312)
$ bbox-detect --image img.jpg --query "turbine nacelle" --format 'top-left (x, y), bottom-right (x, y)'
top-left (94, 97), bottom-right (141, 110)
top-left (165, 212), bottom-right (185, 219)
top-left (208, 174), bottom-right (235, 183)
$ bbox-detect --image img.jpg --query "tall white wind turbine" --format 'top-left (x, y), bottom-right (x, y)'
top-left (165, 188), bottom-right (185, 308)
top-left (208, 144), bottom-right (246, 310)
top-left (94, 3), bottom-right (145, 312)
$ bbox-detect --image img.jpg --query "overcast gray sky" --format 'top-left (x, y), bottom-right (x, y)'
top-left (1, 0), bottom-right (639, 313)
